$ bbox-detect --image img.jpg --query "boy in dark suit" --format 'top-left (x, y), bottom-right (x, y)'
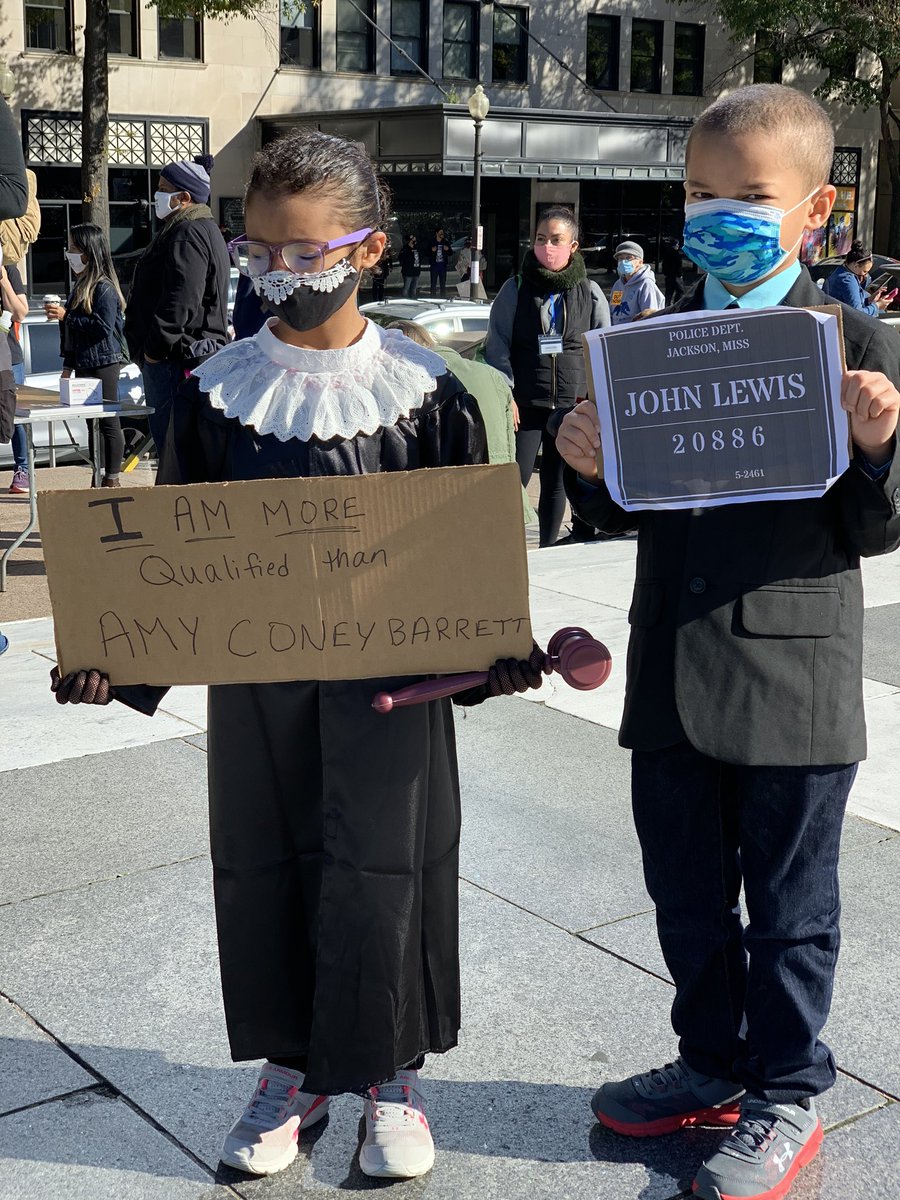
top-left (557, 84), bottom-right (900, 1200)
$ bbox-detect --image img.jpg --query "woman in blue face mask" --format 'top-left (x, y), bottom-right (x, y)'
top-left (822, 240), bottom-right (891, 317)
top-left (609, 240), bottom-right (665, 325)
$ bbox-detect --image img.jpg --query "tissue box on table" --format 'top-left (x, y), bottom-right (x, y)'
top-left (60, 377), bottom-right (104, 406)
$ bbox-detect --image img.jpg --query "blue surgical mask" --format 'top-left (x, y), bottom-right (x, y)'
top-left (682, 191), bottom-right (818, 285)
top-left (618, 260), bottom-right (636, 277)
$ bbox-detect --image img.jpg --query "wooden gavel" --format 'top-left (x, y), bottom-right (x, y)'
top-left (372, 627), bottom-right (612, 714)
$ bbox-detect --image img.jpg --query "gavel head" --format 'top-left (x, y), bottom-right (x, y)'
top-left (547, 626), bottom-right (612, 691)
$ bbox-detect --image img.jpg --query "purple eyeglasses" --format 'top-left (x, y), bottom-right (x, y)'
top-left (227, 228), bottom-right (374, 277)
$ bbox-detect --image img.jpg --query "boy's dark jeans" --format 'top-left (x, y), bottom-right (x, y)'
top-left (631, 741), bottom-right (855, 1104)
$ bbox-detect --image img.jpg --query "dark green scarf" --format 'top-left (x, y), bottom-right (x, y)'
top-left (521, 249), bottom-right (587, 295)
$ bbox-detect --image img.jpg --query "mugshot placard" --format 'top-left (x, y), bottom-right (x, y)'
top-left (582, 306), bottom-right (848, 511)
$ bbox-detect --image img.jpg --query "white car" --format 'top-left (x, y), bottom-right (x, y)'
top-left (360, 298), bottom-right (493, 342)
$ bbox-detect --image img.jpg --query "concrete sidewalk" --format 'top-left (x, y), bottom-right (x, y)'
top-left (1, 541), bottom-right (899, 1199)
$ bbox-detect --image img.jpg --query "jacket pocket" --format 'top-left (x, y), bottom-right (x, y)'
top-left (628, 580), bottom-right (665, 628)
top-left (739, 585), bottom-right (839, 638)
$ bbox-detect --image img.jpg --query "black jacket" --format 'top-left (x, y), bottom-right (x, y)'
top-left (399, 245), bottom-right (421, 277)
top-left (61, 280), bottom-right (126, 370)
top-left (125, 207), bottom-right (229, 367)
top-left (0, 96), bottom-right (26, 443)
top-left (566, 268), bottom-right (900, 766)
top-left (510, 277), bottom-right (594, 410)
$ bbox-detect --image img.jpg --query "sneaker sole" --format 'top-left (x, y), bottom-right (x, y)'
top-left (220, 1097), bottom-right (330, 1176)
top-left (9, 487), bottom-right (28, 495)
top-left (595, 1103), bottom-right (743, 1138)
top-left (359, 1144), bottom-right (435, 1179)
top-left (691, 1120), bottom-right (823, 1200)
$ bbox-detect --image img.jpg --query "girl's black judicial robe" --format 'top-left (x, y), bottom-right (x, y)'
top-left (119, 371), bottom-right (487, 1095)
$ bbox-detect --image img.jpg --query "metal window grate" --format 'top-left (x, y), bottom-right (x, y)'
top-left (830, 148), bottom-right (860, 189)
top-left (109, 120), bottom-right (147, 165)
top-left (26, 115), bottom-right (81, 165)
top-left (148, 121), bottom-right (205, 167)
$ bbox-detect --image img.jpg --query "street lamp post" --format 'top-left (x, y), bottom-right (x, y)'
top-left (467, 84), bottom-right (490, 297)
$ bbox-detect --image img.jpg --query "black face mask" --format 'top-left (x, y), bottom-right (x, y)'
top-left (253, 258), bottom-right (359, 333)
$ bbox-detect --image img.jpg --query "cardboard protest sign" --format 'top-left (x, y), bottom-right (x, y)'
top-left (38, 465), bottom-right (532, 686)
top-left (583, 306), bottom-right (848, 511)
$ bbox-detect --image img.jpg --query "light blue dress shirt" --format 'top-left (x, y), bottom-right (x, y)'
top-left (701, 260), bottom-right (803, 311)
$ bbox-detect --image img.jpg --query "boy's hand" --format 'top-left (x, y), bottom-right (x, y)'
top-left (557, 400), bottom-right (602, 482)
top-left (842, 370), bottom-right (900, 466)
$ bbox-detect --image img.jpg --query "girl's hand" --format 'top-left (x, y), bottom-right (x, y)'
top-left (557, 400), bottom-right (602, 482)
top-left (842, 370), bottom-right (900, 465)
top-left (50, 666), bottom-right (115, 705)
top-left (511, 398), bottom-right (520, 432)
top-left (44, 303), bottom-right (66, 321)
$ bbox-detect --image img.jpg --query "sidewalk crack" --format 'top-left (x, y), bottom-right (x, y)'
top-left (0, 989), bottom-right (243, 1194)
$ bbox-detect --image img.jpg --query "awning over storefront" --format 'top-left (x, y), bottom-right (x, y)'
top-left (260, 104), bottom-right (691, 181)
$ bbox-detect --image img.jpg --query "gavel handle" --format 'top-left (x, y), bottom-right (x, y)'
top-left (372, 672), bottom-right (488, 713)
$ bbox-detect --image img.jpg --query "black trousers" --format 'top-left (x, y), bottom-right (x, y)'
top-left (631, 741), bottom-right (855, 1103)
top-left (515, 406), bottom-right (595, 546)
top-left (74, 362), bottom-right (124, 476)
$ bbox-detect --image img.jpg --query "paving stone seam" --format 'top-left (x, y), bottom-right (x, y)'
top-left (0, 1081), bottom-right (109, 1122)
top-left (0, 852), bottom-right (211, 911)
top-left (821, 1099), bottom-right (896, 1136)
top-left (575, 908), bottom-right (657, 935)
top-left (832, 1064), bottom-right (900, 1105)
top-left (459, 874), bottom-right (675, 988)
top-left (0, 985), bottom-right (244, 1196)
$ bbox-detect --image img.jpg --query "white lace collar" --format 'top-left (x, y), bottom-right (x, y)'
top-left (192, 319), bottom-right (448, 443)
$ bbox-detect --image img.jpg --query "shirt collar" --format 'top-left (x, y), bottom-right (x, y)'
top-left (702, 260), bottom-right (803, 310)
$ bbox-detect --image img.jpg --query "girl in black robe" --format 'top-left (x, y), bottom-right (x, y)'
top-left (51, 129), bottom-right (542, 1183)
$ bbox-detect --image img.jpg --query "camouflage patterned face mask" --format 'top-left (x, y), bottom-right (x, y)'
top-left (682, 190), bottom-right (819, 286)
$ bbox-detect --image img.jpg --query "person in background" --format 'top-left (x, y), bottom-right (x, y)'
top-left (455, 237), bottom-right (487, 299)
top-left (125, 154), bottom-right (229, 462)
top-left (485, 205), bottom-right (610, 547)
top-left (370, 246), bottom-right (390, 302)
top-left (44, 223), bottom-right (128, 487)
top-left (231, 270), bottom-right (267, 341)
top-left (388, 318), bottom-right (537, 525)
top-left (609, 240), bottom-right (665, 325)
top-left (399, 234), bottom-right (421, 298)
top-left (429, 228), bottom-right (450, 298)
top-left (0, 92), bottom-right (28, 656)
top-left (822, 240), bottom-right (891, 316)
top-left (1, 253), bottom-right (29, 493)
top-left (660, 238), bottom-right (685, 307)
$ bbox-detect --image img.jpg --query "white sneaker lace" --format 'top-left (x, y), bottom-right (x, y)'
top-left (242, 1075), bottom-right (300, 1131)
top-left (367, 1078), bottom-right (424, 1128)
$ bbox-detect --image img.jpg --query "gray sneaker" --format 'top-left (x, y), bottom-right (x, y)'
top-left (692, 1096), bottom-right (823, 1200)
top-left (592, 1056), bottom-right (743, 1137)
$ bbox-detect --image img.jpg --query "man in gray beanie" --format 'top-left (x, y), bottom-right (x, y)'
top-left (609, 239), bottom-right (665, 325)
top-left (126, 153), bottom-right (230, 465)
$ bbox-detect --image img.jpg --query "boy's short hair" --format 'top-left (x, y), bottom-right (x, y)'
top-left (687, 84), bottom-right (835, 190)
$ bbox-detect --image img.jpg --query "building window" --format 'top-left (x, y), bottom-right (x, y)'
top-left (336, 0), bottom-right (375, 73)
top-left (586, 14), bottom-right (619, 91)
top-left (24, 0), bottom-right (72, 53)
top-left (630, 18), bottom-right (662, 93)
top-left (158, 14), bottom-right (202, 60)
top-left (443, 2), bottom-right (478, 80)
top-left (492, 6), bottom-right (527, 84)
top-left (281, 0), bottom-right (320, 68)
top-left (109, 0), bottom-right (139, 57)
top-left (391, 0), bottom-right (427, 75)
top-left (673, 22), bottom-right (704, 96)
top-left (753, 30), bottom-right (782, 84)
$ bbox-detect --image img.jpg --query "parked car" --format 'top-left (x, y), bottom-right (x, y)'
top-left (360, 297), bottom-right (493, 340)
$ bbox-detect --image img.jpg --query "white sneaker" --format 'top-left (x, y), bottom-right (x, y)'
top-left (221, 1062), bottom-right (330, 1176)
top-left (360, 1069), bottom-right (435, 1179)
